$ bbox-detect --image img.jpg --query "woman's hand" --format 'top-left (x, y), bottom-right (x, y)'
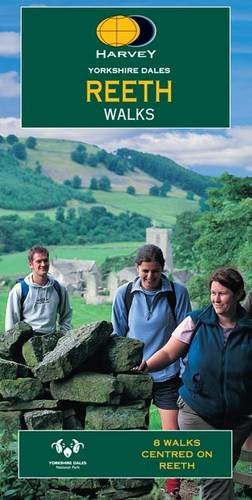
top-left (132, 360), bottom-right (149, 373)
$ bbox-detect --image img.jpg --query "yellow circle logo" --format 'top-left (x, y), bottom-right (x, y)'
top-left (96, 15), bottom-right (141, 47)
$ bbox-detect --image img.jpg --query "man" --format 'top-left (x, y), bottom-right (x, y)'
top-left (5, 246), bottom-right (72, 335)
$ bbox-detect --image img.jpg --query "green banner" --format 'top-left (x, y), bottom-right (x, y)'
top-left (18, 430), bottom-right (232, 478)
top-left (21, 7), bottom-right (230, 128)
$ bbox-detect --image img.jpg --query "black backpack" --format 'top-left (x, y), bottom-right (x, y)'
top-left (124, 280), bottom-right (177, 322)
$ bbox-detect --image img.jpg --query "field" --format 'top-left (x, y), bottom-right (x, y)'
top-left (0, 289), bottom-right (111, 333)
top-left (0, 187), bottom-right (198, 227)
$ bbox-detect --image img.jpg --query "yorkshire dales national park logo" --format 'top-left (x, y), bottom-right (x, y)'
top-left (51, 438), bottom-right (84, 458)
top-left (96, 15), bottom-right (156, 47)
top-left (49, 438), bottom-right (87, 471)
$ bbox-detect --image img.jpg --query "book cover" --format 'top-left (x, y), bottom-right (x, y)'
top-left (0, 0), bottom-right (251, 498)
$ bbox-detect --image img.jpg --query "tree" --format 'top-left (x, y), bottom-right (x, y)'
top-left (82, 190), bottom-right (96, 203)
top-left (88, 154), bottom-right (98, 167)
top-left (56, 206), bottom-right (65, 223)
top-left (63, 179), bottom-right (72, 186)
top-left (149, 185), bottom-right (160, 196)
top-left (0, 135), bottom-right (4, 143)
top-left (71, 175), bottom-right (82, 189)
top-left (99, 176), bottom-right (111, 192)
top-left (172, 211), bottom-right (201, 269)
top-left (186, 191), bottom-right (194, 200)
top-left (66, 207), bottom-right (77, 224)
top-left (12, 142), bottom-right (27, 161)
top-left (35, 161), bottom-right (42, 174)
top-left (26, 136), bottom-right (37, 149)
top-left (161, 180), bottom-right (172, 195)
top-left (6, 134), bottom-right (18, 145)
top-left (89, 177), bottom-right (98, 190)
top-left (126, 185), bottom-right (136, 195)
top-left (71, 144), bottom-right (87, 165)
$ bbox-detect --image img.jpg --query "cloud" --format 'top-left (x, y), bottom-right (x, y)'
top-left (0, 72), bottom-right (20, 97)
top-left (0, 117), bottom-right (252, 172)
top-left (0, 32), bottom-right (20, 56)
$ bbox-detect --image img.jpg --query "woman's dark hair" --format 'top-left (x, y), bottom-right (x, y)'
top-left (209, 267), bottom-right (246, 301)
top-left (135, 244), bottom-right (165, 269)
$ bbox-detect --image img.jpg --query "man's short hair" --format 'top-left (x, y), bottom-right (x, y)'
top-left (28, 246), bottom-right (49, 263)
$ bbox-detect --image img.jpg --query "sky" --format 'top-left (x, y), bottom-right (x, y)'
top-left (0, 0), bottom-right (252, 176)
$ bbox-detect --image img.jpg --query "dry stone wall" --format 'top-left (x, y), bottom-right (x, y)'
top-left (0, 321), bottom-right (156, 498)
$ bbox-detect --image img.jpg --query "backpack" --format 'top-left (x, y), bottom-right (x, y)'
top-left (17, 278), bottom-right (62, 314)
top-left (124, 280), bottom-right (177, 322)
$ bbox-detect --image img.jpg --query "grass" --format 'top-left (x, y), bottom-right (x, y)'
top-left (70, 295), bottom-right (111, 328)
top-left (1, 138), bottom-right (199, 224)
top-left (0, 289), bottom-right (112, 332)
top-left (0, 242), bottom-right (142, 278)
top-left (16, 137), bottom-right (174, 195)
top-left (92, 190), bottom-right (198, 227)
top-left (0, 188), bottom-right (198, 227)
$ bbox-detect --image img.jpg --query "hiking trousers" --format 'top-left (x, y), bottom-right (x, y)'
top-left (177, 397), bottom-right (252, 500)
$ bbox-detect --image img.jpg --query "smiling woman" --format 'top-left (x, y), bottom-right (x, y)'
top-left (111, 243), bottom-right (191, 497)
top-left (138, 266), bottom-right (252, 500)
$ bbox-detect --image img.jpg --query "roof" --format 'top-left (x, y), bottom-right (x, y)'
top-left (50, 259), bottom-right (97, 274)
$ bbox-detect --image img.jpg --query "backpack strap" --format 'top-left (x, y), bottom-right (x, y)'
top-left (165, 281), bottom-right (177, 323)
top-left (17, 278), bottom-right (62, 316)
top-left (19, 279), bottom-right (29, 308)
top-left (124, 280), bottom-right (177, 322)
top-left (52, 279), bottom-right (62, 307)
top-left (124, 282), bottom-right (134, 315)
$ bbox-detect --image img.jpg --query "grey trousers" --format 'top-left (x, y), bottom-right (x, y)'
top-left (177, 397), bottom-right (252, 500)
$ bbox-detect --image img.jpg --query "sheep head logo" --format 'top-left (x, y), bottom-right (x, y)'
top-left (51, 438), bottom-right (84, 458)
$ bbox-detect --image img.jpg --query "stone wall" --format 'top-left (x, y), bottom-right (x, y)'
top-left (0, 321), bottom-right (156, 499)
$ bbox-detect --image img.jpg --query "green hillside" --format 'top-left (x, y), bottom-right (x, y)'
top-left (0, 149), bottom-right (94, 210)
top-left (116, 148), bottom-right (212, 196)
top-left (0, 136), bottom-right (206, 253)
top-left (0, 137), bottom-right (212, 198)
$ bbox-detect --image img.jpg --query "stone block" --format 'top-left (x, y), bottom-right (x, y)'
top-left (35, 321), bottom-right (112, 383)
top-left (63, 408), bottom-right (83, 430)
top-left (50, 372), bottom-right (123, 405)
top-left (24, 409), bottom-right (63, 429)
top-left (0, 378), bottom-right (43, 401)
top-left (85, 402), bottom-right (149, 429)
top-left (0, 358), bottom-right (32, 379)
top-left (89, 336), bottom-right (144, 373)
top-left (0, 322), bottom-right (33, 362)
top-left (50, 478), bottom-right (103, 490)
top-left (22, 332), bottom-right (61, 368)
top-left (0, 410), bottom-right (22, 431)
top-left (117, 374), bottom-right (153, 402)
top-left (44, 490), bottom-right (83, 499)
top-left (0, 399), bottom-right (61, 411)
top-left (97, 479), bottom-right (155, 499)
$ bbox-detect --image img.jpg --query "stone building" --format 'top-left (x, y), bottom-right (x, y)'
top-left (49, 258), bottom-right (102, 294)
top-left (146, 226), bottom-right (173, 272)
top-left (107, 266), bottom-right (137, 303)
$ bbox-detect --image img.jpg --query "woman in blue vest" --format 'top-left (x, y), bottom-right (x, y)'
top-left (136, 267), bottom-right (252, 500)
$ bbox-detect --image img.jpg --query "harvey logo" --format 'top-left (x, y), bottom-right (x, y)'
top-left (96, 15), bottom-right (156, 47)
